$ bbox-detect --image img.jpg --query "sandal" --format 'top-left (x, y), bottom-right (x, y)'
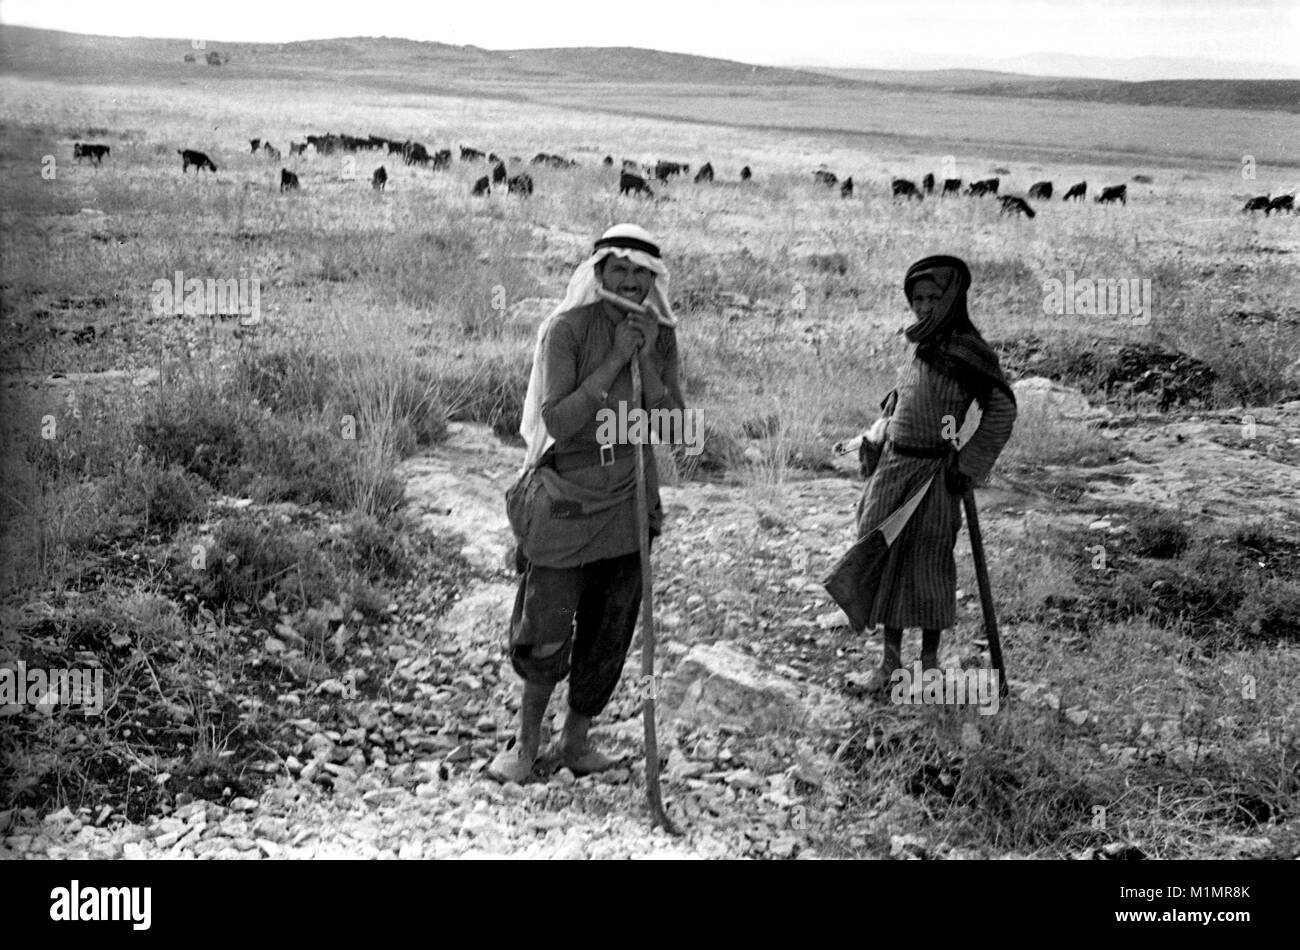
top-left (562, 744), bottom-right (622, 777)
top-left (847, 666), bottom-right (899, 701)
top-left (486, 736), bottom-right (540, 784)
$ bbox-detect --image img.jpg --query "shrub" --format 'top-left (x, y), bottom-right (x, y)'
top-left (339, 351), bottom-right (448, 450)
top-left (1233, 578), bottom-right (1300, 643)
top-left (233, 344), bottom-right (342, 416)
top-left (348, 579), bottom-right (391, 622)
top-left (346, 511), bottom-right (410, 578)
top-left (193, 518), bottom-right (339, 612)
top-left (135, 388), bottom-right (251, 487)
top-left (1127, 509), bottom-right (1191, 559)
top-left (440, 350), bottom-right (531, 437)
top-left (1111, 542), bottom-right (1250, 634)
top-left (105, 458), bottom-right (209, 535)
top-left (238, 413), bottom-right (358, 507)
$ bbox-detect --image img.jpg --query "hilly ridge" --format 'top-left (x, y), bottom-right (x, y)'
top-left (1, 26), bottom-right (1294, 113)
top-left (816, 67), bottom-right (1300, 114)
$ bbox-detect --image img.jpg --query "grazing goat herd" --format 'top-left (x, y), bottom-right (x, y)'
top-left (858, 171), bottom-right (1133, 218)
top-left (70, 134), bottom-right (1297, 216)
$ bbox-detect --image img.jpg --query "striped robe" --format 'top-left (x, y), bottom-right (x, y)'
top-left (853, 354), bottom-right (1017, 630)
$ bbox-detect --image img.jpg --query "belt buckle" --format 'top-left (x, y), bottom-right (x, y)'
top-left (599, 443), bottom-right (615, 467)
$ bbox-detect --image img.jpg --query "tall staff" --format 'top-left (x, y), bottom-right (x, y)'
top-left (961, 489), bottom-right (1008, 699)
top-left (598, 287), bottom-right (681, 835)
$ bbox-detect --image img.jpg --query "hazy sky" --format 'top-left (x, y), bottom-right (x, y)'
top-left (3, 0), bottom-right (1298, 76)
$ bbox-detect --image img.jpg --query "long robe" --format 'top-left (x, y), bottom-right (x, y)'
top-left (834, 351), bottom-right (1017, 630)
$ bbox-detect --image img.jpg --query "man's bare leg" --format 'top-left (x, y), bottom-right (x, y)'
top-left (560, 710), bottom-right (619, 776)
top-left (487, 644), bottom-right (562, 783)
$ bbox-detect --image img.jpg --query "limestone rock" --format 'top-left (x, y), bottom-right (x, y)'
top-left (660, 642), bottom-right (849, 734)
top-left (1012, 377), bottom-right (1112, 425)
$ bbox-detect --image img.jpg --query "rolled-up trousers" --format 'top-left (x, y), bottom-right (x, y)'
top-left (507, 551), bottom-right (642, 717)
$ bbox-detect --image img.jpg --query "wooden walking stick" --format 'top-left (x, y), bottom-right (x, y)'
top-left (961, 488), bottom-right (1009, 699)
top-left (597, 287), bottom-right (682, 835)
top-left (630, 358), bottom-right (682, 835)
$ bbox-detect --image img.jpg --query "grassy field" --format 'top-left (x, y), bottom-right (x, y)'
top-left (2, 49), bottom-right (1298, 856)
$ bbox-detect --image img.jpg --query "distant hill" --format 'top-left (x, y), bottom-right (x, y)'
top-left (814, 66), bottom-right (1300, 114)
top-left (809, 67), bottom-right (1057, 88)
top-left (0, 26), bottom-right (853, 88)
top-left (789, 51), bottom-right (1298, 82)
top-left (1, 26), bottom-right (1294, 114)
top-left (975, 78), bottom-right (1300, 114)
top-left (494, 47), bottom-right (848, 86)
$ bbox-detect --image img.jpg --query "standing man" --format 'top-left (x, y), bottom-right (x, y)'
top-left (842, 255), bottom-right (1017, 694)
top-left (490, 224), bottom-right (684, 783)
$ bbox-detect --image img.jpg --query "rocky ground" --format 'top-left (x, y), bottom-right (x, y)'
top-left (5, 378), bottom-right (1300, 861)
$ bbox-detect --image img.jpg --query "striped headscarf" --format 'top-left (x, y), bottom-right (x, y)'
top-left (903, 255), bottom-right (1015, 405)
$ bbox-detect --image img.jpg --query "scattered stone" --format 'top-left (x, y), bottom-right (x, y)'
top-left (223, 818), bottom-right (250, 839)
top-left (253, 817), bottom-right (289, 842)
top-left (1101, 841), bottom-right (1147, 860)
top-left (460, 812), bottom-right (498, 837)
top-left (769, 837), bottom-right (799, 859)
top-left (725, 769), bottom-right (766, 791)
top-left (815, 611), bottom-right (846, 631)
top-left (362, 789), bottom-right (405, 808)
top-left (890, 834), bottom-right (929, 859)
top-left (551, 841), bottom-right (587, 860)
